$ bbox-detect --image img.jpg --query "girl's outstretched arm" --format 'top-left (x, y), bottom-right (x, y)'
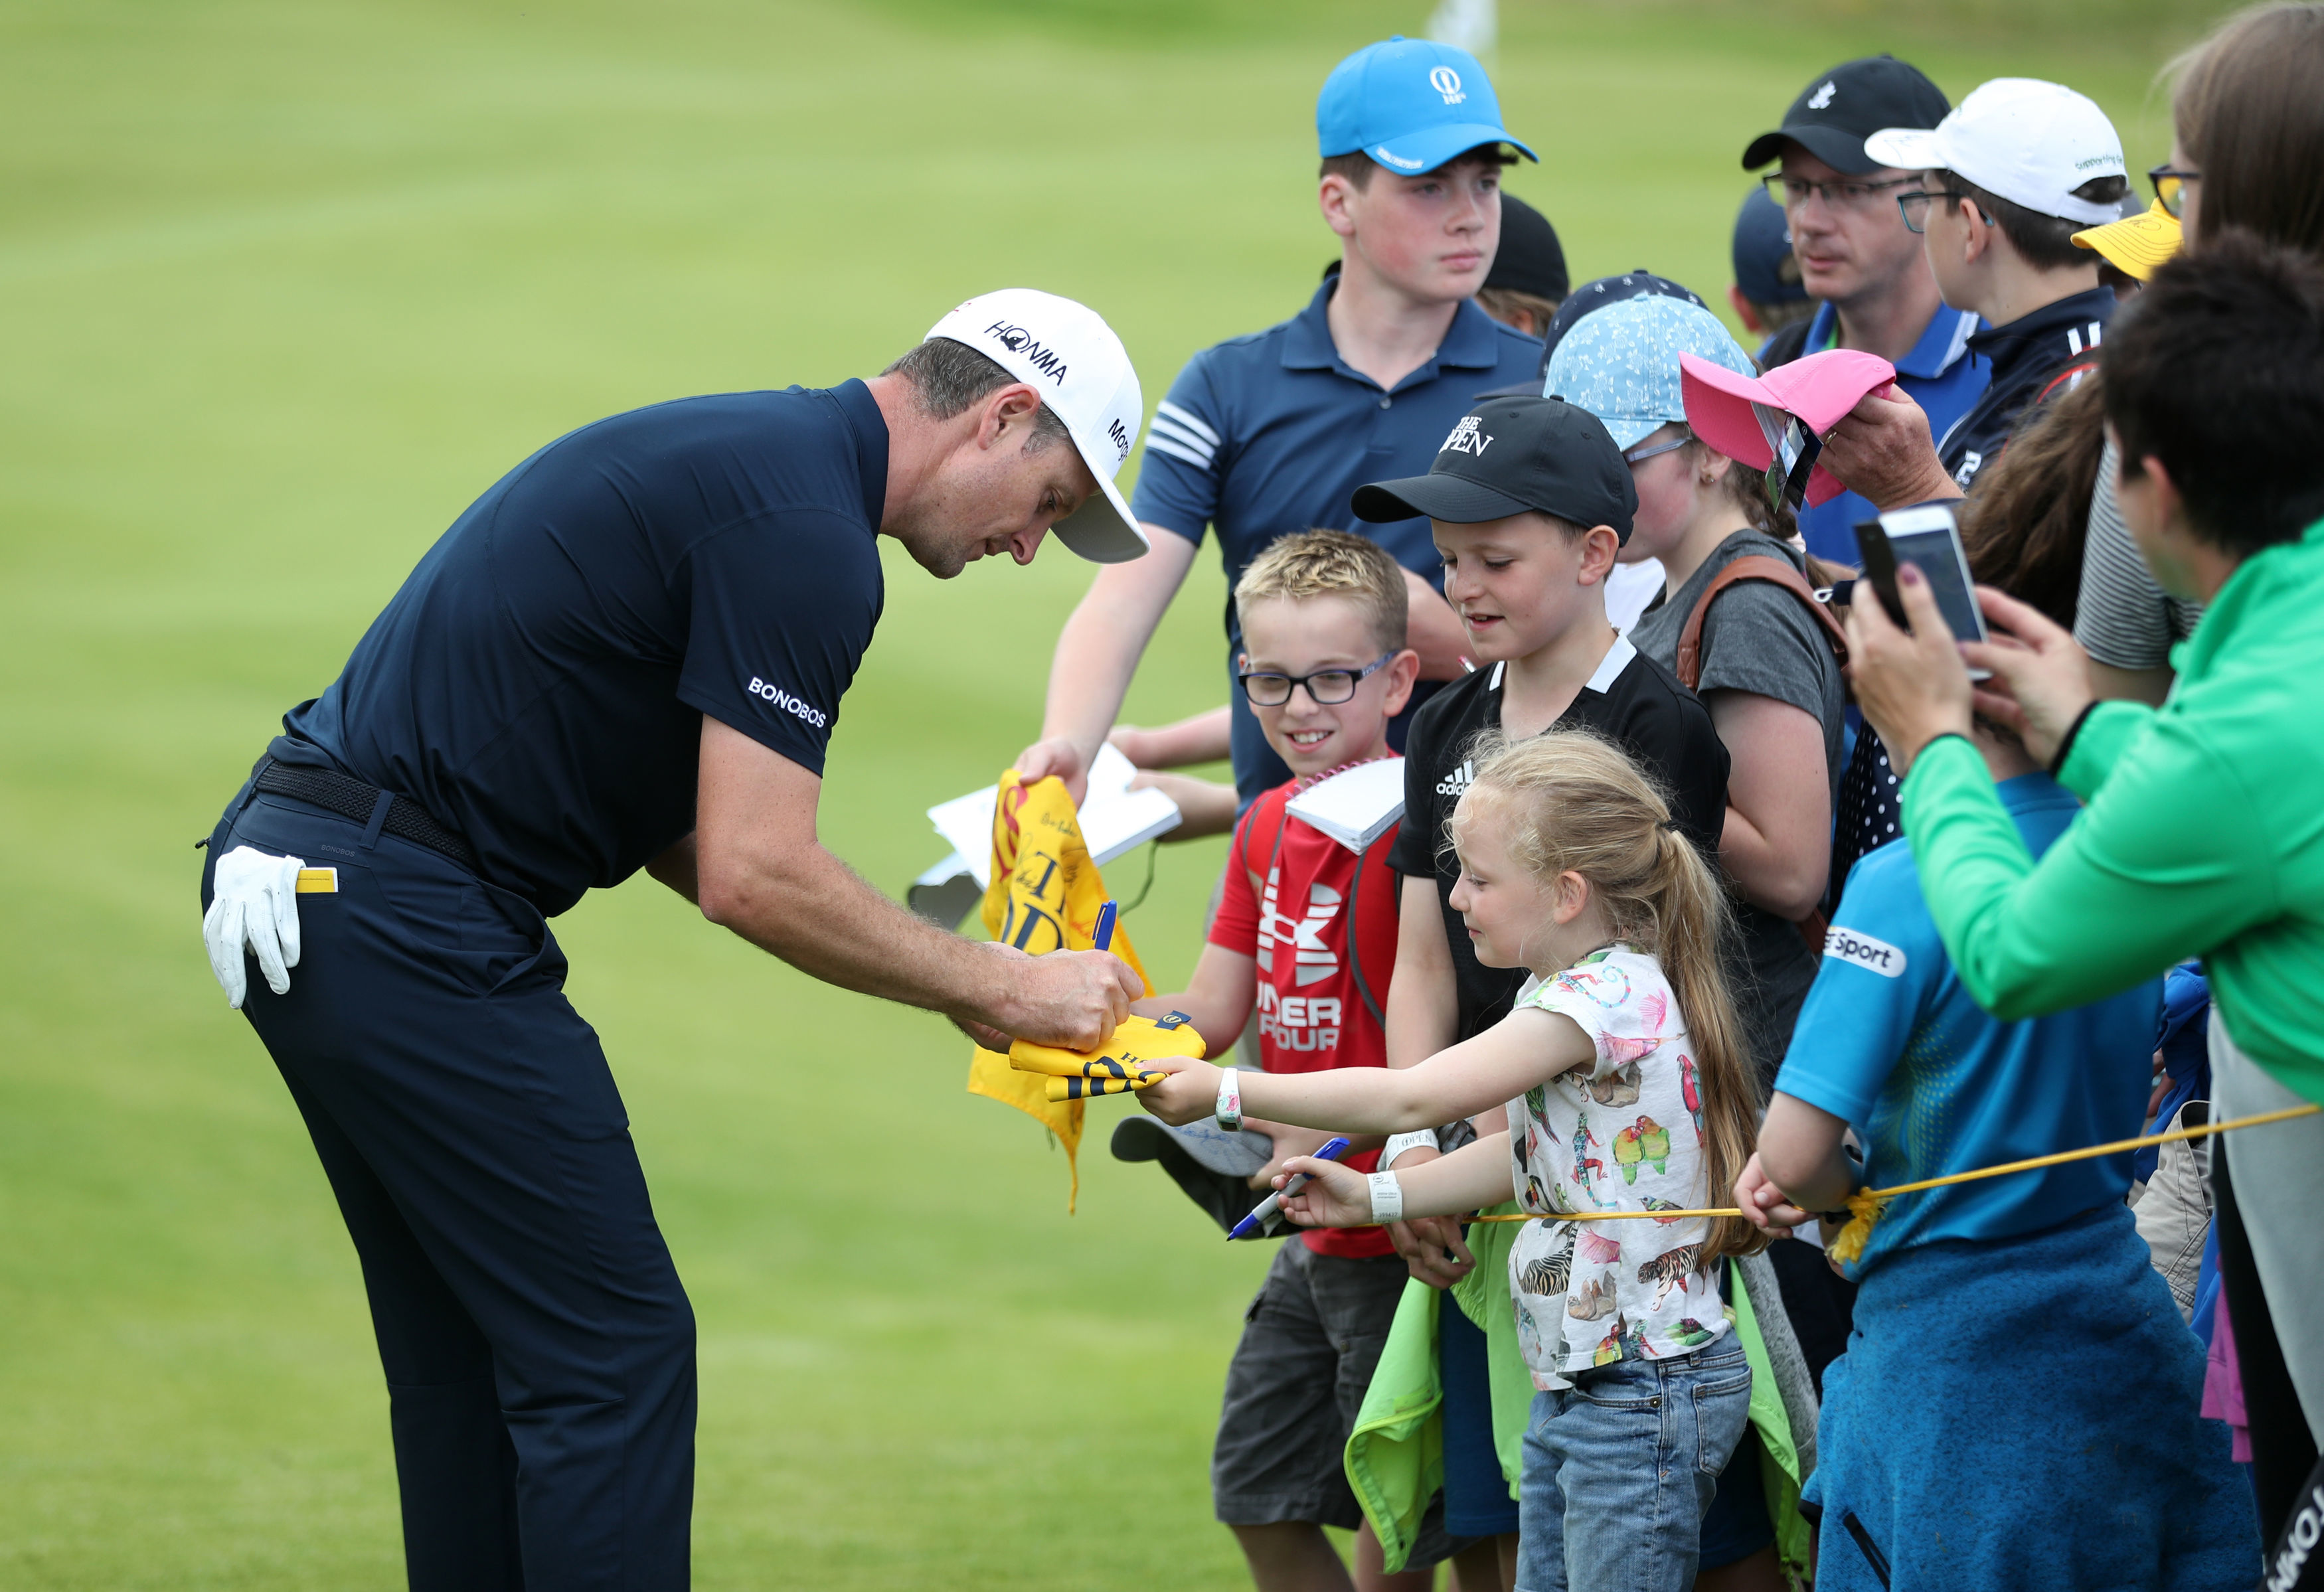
top-left (1277, 1131), bottom-right (1517, 1228)
top-left (1137, 1006), bottom-right (1594, 1134)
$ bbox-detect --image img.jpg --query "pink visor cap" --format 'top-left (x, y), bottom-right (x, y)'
top-left (1678, 349), bottom-right (1896, 507)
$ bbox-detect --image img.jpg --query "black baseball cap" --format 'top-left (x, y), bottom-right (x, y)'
top-left (1740, 55), bottom-right (1951, 175)
top-left (1536, 270), bottom-right (1708, 373)
top-left (1351, 396), bottom-right (1637, 542)
top-left (1484, 193), bottom-right (1568, 303)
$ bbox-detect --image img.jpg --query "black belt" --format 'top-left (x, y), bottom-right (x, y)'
top-left (253, 760), bottom-right (478, 870)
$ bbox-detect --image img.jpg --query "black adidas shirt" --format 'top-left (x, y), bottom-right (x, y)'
top-left (1386, 637), bottom-right (1730, 1039)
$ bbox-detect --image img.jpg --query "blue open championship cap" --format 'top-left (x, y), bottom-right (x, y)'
top-left (1317, 37), bottom-right (1538, 176)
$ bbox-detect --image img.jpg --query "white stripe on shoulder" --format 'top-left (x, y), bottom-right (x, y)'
top-left (2066, 327), bottom-right (2084, 357)
top-left (1154, 401), bottom-right (1220, 447)
top-left (1145, 413), bottom-right (1216, 461)
top-left (1584, 634), bottom-right (1636, 694)
top-left (1142, 432), bottom-right (1215, 471)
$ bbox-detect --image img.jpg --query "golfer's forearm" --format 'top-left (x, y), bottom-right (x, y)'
top-left (1121, 706), bottom-right (1232, 769)
top-left (702, 843), bottom-right (1003, 1023)
top-left (1389, 1133), bottom-right (1518, 1219)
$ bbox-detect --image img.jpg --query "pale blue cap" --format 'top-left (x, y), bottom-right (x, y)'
top-left (1542, 294), bottom-right (1756, 450)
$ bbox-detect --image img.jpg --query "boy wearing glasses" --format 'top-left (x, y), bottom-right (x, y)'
top-left (1743, 55), bottom-right (1986, 564)
top-left (1125, 529), bottom-right (1449, 1592)
top-left (1862, 78), bottom-right (2129, 497)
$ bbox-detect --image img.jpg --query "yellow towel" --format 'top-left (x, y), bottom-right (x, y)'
top-left (967, 770), bottom-right (1153, 1211)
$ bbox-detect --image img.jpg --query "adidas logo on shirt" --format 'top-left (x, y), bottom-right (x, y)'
top-left (1436, 759), bottom-right (1475, 799)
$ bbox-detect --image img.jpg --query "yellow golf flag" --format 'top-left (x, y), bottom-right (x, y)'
top-left (1010, 1010), bottom-right (1208, 1103)
top-left (967, 770), bottom-right (1153, 1211)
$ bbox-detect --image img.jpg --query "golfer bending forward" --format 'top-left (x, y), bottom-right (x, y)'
top-left (197, 290), bottom-right (1145, 1590)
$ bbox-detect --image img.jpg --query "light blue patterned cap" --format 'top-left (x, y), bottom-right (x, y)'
top-left (1541, 294), bottom-right (1756, 451)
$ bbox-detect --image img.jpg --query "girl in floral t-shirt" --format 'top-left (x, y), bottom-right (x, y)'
top-left (1139, 730), bottom-right (1768, 1592)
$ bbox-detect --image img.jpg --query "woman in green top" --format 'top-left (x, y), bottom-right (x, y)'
top-left (1843, 236), bottom-right (2324, 1550)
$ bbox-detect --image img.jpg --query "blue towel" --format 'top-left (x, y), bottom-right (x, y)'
top-left (1807, 1202), bottom-right (2258, 1590)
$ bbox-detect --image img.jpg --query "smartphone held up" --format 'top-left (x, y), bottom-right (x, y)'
top-left (1852, 503), bottom-right (1993, 680)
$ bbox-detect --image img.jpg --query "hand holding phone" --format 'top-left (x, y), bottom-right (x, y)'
top-left (1852, 504), bottom-right (1991, 678)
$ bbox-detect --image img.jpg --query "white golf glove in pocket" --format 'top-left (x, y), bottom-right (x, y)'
top-left (205, 844), bottom-right (307, 1008)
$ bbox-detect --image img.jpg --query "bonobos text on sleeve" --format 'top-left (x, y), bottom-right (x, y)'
top-left (675, 514), bottom-right (883, 777)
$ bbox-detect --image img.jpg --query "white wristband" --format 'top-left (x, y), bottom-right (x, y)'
top-left (1367, 1170), bottom-right (1404, 1224)
top-left (1381, 1130), bottom-right (1438, 1170)
top-left (1215, 1067), bottom-right (1242, 1132)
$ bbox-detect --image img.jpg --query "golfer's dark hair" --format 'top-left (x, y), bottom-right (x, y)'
top-left (1319, 143), bottom-right (1517, 191)
top-left (2171, 3), bottom-right (2324, 256)
top-left (2104, 230), bottom-right (2324, 558)
top-left (1938, 172), bottom-right (2133, 272)
top-left (883, 338), bottom-right (1071, 451)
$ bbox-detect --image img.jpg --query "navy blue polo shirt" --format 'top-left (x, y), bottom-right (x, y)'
top-left (272, 381), bottom-right (888, 917)
top-left (1775, 299), bottom-right (1987, 565)
top-left (1134, 279), bottom-right (1542, 804)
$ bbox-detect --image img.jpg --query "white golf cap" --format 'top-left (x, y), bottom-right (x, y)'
top-left (1864, 78), bottom-right (2126, 226)
top-left (924, 287), bottom-right (1148, 563)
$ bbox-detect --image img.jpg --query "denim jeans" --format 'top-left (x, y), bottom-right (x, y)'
top-left (1514, 1341), bottom-right (1752, 1592)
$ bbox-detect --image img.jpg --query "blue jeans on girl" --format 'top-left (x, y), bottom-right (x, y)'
top-left (1515, 1341), bottom-right (1752, 1592)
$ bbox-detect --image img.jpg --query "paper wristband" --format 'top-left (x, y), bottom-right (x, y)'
top-left (1381, 1130), bottom-right (1438, 1170)
top-left (1367, 1170), bottom-right (1404, 1224)
top-left (1216, 1068), bottom-right (1242, 1133)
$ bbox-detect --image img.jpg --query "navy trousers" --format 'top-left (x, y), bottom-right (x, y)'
top-left (205, 785), bottom-right (696, 1589)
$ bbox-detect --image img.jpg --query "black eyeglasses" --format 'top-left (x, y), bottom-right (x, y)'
top-left (2148, 163), bottom-right (2201, 219)
top-left (1764, 173), bottom-right (1919, 213)
top-left (1237, 653), bottom-right (1396, 707)
top-left (1897, 188), bottom-right (1969, 234)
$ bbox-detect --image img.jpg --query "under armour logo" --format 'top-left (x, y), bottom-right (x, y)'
top-left (1806, 80), bottom-right (1836, 110)
top-left (1254, 871), bottom-right (1345, 987)
top-left (1429, 65), bottom-right (1465, 104)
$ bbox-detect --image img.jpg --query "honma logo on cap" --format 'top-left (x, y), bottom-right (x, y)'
top-left (1428, 65), bottom-right (1465, 104)
top-left (983, 321), bottom-right (1069, 385)
top-left (1441, 415), bottom-right (1493, 455)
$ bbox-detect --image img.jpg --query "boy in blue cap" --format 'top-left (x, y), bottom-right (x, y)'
top-left (1017, 37), bottom-right (1542, 812)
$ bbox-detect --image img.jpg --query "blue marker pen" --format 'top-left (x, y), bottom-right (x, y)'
top-left (1229, 1137), bottom-right (1352, 1241)
top-left (1092, 900), bottom-right (1118, 952)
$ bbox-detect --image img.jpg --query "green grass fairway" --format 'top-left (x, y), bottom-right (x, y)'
top-left (0, 1), bottom-right (2217, 1583)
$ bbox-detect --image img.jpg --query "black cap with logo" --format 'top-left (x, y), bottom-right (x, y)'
top-left (1351, 396), bottom-right (1637, 542)
top-left (1740, 55), bottom-right (1951, 175)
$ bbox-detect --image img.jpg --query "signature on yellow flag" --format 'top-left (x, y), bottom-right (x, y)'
top-left (967, 771), bottom-right (1153, 1211)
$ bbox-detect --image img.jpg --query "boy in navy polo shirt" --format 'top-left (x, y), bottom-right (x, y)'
top-left (1126, 531), bottom-right (1452, 1592)
top-left (1017, 36), bottom-right (1544, 810)
top-left (1736, 715), bottom-right (2257, 1590)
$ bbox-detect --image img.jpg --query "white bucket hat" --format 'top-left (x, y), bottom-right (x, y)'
top-left (924, 288), bottom-right (1147, 563)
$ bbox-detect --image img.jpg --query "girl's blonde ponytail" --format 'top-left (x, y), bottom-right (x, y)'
top-left (1463, 730), bottom-right (1768, 1267)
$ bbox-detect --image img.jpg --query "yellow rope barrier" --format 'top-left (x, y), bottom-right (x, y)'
top-left (1456, 1101), bottom-right (2321, 1261)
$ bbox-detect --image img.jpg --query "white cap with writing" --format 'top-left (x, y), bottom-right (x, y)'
top-left (925, 288), bottom-right (1147, 563)
top-left (1865, 78), bottom-right (2126, 226)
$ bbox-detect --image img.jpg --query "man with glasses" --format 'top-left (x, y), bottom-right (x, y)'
top-left (1743, 56), bottom-right (1987, 562)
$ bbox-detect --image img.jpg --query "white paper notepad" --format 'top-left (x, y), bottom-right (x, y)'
top-left (1284, 757), bottom-right (1405, 853)
top-left (924, 742), bottom-right (1181, 891)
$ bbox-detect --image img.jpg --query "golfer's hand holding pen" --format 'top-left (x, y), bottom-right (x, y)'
top-left (1269, 1151), bottom-right (1379, 1230)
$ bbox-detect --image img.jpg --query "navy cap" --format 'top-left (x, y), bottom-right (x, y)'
top-left (1536, 270), bottom-right (1708, 374)
top-left (1351, 397), bottom-right (1635, 541)
top-left (1485, 193), bottom-right (1568, 303)
top-left (1732, 187), bottom-right (1807, 307)
top-left (1740, 55), bottom-right (1951, 175)
top-left (1317, 37), bottom-right (1538, 175)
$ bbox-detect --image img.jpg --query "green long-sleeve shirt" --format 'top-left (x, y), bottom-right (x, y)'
top-left (1899, 517), bottom-right (2324, 1105)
